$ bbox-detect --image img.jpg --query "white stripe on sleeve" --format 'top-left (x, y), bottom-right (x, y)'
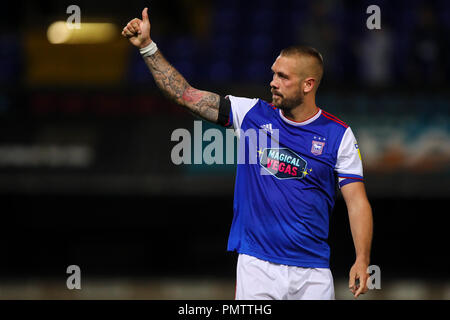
top-left (335, 126), bottom-right (364, 179)
top-left (226, 95), bottom-right (259, 134)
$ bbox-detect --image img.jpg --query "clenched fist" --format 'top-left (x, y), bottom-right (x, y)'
top-left (121, 7), bottom-right (152, 49)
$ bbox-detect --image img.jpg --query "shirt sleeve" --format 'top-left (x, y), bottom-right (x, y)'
top-left (334, 126), bottom-right (364, 188)
top-left (226, 95), bottom-right (259, 133)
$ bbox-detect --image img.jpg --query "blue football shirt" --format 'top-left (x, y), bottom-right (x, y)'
top-left (224, 96), bottom-right (364, 268)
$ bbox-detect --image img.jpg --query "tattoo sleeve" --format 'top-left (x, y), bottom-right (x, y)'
top-left (143, 50), bottom-right (220, 123)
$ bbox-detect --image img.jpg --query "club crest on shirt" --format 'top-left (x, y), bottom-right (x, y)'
top-left (311, 140), bottom-right (325, 156)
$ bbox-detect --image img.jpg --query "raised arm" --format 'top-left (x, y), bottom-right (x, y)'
top-left (122, 8), bottom-right (220, 123)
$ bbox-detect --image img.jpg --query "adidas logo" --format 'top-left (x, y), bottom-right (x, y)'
top-left (261, 123), bottom-right (274, 134)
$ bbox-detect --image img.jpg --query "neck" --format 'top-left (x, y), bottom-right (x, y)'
top-left (281, 98), bottom-right (318, 123)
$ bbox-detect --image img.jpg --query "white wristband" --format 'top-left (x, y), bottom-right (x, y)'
top-left (139, 41), bottom-right (158, 57)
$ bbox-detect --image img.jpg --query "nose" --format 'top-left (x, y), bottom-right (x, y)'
top-left (270, 77), bottom-right (279, 90)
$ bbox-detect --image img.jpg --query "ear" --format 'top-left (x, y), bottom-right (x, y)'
top-left (303, 77), bottom-right (316, 93)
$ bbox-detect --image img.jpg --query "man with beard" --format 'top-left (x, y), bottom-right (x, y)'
top-left (122, 8), bottom-right (373, 300)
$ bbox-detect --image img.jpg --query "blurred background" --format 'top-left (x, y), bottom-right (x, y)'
top-left (0, 0), bottom-right (449, 299)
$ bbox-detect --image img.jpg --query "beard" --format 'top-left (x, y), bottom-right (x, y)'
top-left (271, 92), bottom-right (304, 111)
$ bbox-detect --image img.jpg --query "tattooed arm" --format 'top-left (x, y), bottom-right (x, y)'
top-left (142, 51), bottom-right (220, 123)
top-left (122, 8), bottom-right (220, 123)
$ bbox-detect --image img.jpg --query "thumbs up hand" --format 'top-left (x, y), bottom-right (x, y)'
top-left (122, 8), bottom-right (152, 49)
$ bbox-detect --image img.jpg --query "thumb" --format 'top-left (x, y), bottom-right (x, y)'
top-left (142, 7), bottom-right (149, 22)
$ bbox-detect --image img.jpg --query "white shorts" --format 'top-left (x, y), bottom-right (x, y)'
top-left (235, 254), bottom-right (335, 300)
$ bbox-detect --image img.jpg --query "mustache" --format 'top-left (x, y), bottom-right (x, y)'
top-left (271, 90), bottom-right (283, 97)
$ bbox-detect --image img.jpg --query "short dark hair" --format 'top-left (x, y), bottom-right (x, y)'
top-left (280, 46), bottom-right (324, 87)
top-left (280, 45), bottom-right (323, 66)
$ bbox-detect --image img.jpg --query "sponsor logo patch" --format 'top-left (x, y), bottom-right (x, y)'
top-left (259, 148), bottom-right (308, 180)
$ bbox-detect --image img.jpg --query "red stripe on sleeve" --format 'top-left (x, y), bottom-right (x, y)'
top-left (322, 111), bottom-right (348, 127)
top-left (322, 113), bottom-right (348, 128)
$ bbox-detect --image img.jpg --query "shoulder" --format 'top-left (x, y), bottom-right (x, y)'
top-left (226, 95), bottom-right (259, 109)
top-left (226, 95), bottom-right (278, 111)
top-left (318, 109), bottom-right (354, 147)
top-left (319, 109), bottom-right (349, 130)
top-left (226, 95), bottom-right (262, 130)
